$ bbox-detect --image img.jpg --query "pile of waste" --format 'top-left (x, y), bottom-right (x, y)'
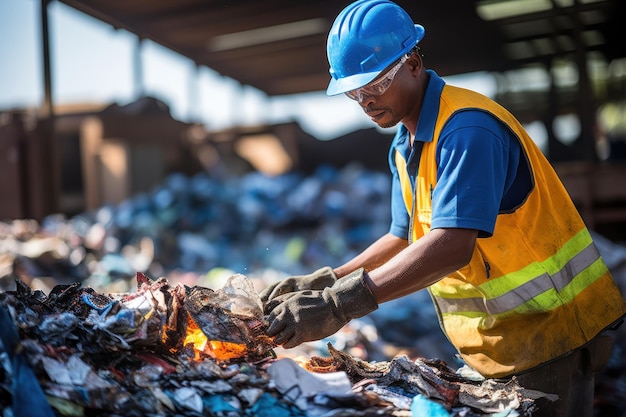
top-left (0, 164), bottom-right (392, 294)
top-left (1, 272), bottom-right (557, 417)
top-left (1, 165), bottom-right (626, 416)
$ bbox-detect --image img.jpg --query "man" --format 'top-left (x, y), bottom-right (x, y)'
top-left (261, 1), bottom-right (626, 415)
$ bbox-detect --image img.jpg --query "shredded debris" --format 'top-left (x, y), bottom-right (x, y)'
top-left (0, 273), bottom-right (560, 416)
top-left (304, 343), bottom-right (557, 416)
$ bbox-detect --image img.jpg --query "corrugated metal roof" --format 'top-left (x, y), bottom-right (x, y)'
top-left (57, 0), bottom-right (626, 96)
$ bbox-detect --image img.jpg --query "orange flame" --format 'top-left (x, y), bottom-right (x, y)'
top-left (184, 317), bottom-right (247, 361)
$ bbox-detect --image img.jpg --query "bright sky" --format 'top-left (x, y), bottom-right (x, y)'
top-left (0, 0), bottom-right (498, 141)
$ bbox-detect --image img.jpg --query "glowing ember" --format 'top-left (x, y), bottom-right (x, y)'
top-left (206, 340), bottom-right (247, 360)
top-left (184, 317), bottom-right (247, 361)
top-left (184, 322), bottom-right (209, 361)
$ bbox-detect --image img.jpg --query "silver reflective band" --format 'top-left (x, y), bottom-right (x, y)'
top-left (432, 242), bottom-right (603, 316)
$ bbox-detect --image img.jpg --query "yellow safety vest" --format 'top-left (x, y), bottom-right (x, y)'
top-left (394, 84), bottom-right (626, 378)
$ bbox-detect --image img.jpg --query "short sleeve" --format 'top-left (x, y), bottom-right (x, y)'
top-left (431, 110), bottom-right (521, 237)
top-left (389, 167), bottom-right (410, 238)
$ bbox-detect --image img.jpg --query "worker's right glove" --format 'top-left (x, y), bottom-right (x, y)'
top-left (264, 268), bottom-right (378, 348)
top-left (259, 266), bottom-right (337, 304)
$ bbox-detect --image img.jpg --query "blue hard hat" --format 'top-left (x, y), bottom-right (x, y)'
top-left (326, 0), bottom-right (425, 96)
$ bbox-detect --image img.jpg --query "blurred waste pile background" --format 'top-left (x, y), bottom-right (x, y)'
top-left (1, 163), bottom-right (626, 416)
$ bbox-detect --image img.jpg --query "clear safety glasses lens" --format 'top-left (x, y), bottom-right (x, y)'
top-left (345, 55), bottom-right (408, 101)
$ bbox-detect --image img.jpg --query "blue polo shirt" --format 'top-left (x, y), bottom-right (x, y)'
top-left (388, 70), bottom-right (532, 239)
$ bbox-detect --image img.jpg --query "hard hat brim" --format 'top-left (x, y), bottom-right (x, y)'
top-left (326, 71), bottom-right (381, 96)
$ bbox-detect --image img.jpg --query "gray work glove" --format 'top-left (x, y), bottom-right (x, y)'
top-left (265, 268), bottom-right (378, 349)
top-left (259, 266), bottom-right (337, 304)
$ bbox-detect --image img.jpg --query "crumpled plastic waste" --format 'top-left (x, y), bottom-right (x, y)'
top-left (267, 357), bottom-right (353, 414)
top-left (304, 343), bottom-right (558, 416)
top-left (1, 271), bottom-right (560, 417)
top-left (0, 272), bottom-right (280, 416)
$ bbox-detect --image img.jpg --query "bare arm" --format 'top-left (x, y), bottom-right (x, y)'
top-left (365, 228), bottom-right (478, 303)
top-left (333, 233), bottom-right (409, 278)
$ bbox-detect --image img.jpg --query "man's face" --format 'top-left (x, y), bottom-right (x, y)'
top-left (345, 55), bottom-right (415, 129)
top-left (344, 55), bottom-right (407, 102)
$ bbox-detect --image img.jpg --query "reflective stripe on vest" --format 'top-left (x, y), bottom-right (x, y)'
top-left (430, 229), bottom-right (607, 317)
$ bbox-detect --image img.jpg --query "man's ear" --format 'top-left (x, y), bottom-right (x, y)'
top-left (408, 54), bottom-right (422, 73)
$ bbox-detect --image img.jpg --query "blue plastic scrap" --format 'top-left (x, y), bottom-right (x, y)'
top-left (202, 394), bottom-right (240, 413)
top-left (245, 393), bottom-right (307, 417)
top-left (410, 394), bottom-right (450, 417)
top-left (410, 394), bottom-right (522, 417)
top-left (0, 305), bottom-right (56, 417)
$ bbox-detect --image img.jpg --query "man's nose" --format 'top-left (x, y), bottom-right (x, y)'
top-left (357, 90), bottom-right (376, 104)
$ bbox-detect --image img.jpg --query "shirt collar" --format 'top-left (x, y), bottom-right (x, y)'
top-left (415, 69), bottom-right (445, 143)
top-left (393, 70), bottom-right (445, 148)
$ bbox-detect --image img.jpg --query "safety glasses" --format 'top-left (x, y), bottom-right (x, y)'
top-left (345, 54), bottom-right (408, 101)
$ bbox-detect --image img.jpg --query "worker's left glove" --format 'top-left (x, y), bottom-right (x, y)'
top-left (265, 268), bottom-right (378, 349)
top-left (259, 266), bottom-right (337, 304)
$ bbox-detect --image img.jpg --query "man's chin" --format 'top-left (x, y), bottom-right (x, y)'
top-left (375, 119), bottom-right (399, 129)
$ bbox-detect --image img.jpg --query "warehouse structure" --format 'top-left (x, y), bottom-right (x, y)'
top-left (1, 0), bottom-right (626, 237)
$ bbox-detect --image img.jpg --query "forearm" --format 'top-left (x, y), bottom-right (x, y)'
top-left (365, 228), bottom-right (478, 303)
top-left (333, 233), bottom-right (408, 278)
